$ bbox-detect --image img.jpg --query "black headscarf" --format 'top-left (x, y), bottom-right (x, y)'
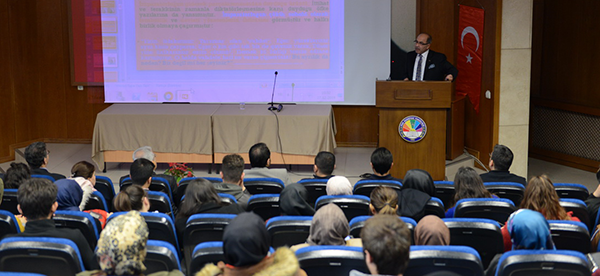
top-left (279, 183), bottom-right (315, 216)
top-left (223, 212), bottom-right (271, 267)
top-left (402, 169), bottom-right (436, 196)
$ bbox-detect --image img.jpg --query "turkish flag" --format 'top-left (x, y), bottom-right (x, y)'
top-left (456, 6), bottom-right (484, 113)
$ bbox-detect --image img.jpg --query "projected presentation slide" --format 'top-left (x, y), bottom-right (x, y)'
top-left (101, 0), bottom-right (344, 103)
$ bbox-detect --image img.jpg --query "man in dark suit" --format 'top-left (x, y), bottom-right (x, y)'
top-left (24, 142), bottom-right (66, 181)
top-left (480, 144), bottom-right (527, 186)
top-left (401, 33), bottom-right (458, 82)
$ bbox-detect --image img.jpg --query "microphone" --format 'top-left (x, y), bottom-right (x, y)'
top-left (268, 71), bottom-right (282, 112)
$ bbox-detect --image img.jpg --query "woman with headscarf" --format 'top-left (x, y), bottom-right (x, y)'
top-left (279, 183), bottom-right (315, 216)
top-left (77, 211), bottom-right (183, 276)
top-left (326, 176), bottom-right (353, 196)
top-left (291, 203), bottom-right (359, 250)
top-left (55, 178), bottom-right (84, 211)
top-left (196, 212), bottom-right (306, 276)
top-left (397, 169), bottom-right (435, 221)
top-left (485, 209), bottom-right (554, 276)
top-left (414, 215), bottom-right (450, 246)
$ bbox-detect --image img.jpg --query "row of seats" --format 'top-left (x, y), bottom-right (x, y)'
top-left (0, 236), bottom-right (595, 276)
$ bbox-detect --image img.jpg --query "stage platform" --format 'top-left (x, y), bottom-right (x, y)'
top-left (92, 104), bottom-right (336, 170)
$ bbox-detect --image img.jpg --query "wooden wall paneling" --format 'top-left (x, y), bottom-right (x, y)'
top-left (416, 0), bottom-right (457, 62)
top-left (0, 0), bottom-right (17, 158)
top-left (10, 1), bottom-right (39, 143)
top-left (332, 106), bottom-right (378, 147)
top-left (36, 0), bottom-right (69, 139)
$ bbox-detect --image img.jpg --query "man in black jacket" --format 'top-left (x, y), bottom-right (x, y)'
top-left (24, 142), bottom-right (66, 181)
top-left (401, 33), bottom-right (458, 82)
top-left (6, 178), bottom-right (99, 270)
top-left (479, 144), bottom-right (527, 186)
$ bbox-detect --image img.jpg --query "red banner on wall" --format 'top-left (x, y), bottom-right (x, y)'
top-left (456, 5), bottom-right (484, 113)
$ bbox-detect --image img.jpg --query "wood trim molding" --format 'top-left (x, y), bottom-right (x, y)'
top-left (531, 97), bottom-right (600, 117)
top-left (0, 138), bottom-right (93, 163)
top-left (530, 147), bottom-right (600, 173)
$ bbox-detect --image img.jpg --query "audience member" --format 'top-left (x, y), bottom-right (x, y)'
top-left (414, 215), bottom-right (450, 246)
top-left (77, 211), bottom-right (183, 276)
top-left (445, 166), bottom-right (494, 218)
top-left (3, 162), bottom-right (30, 189)
top-left (197, 212), bottom-right (307, 276)
top-left (6, 178), bottom-right (98, 270)
top-left (479, 144), bottom-right (527, 186)
top-left (585, 167), bottom-right (600, 229)
top-left (119, 146), bottom-right (177, 194)
top-left (55, 179), bottom-right (84, 211)
top-left (369, 186), bottom-right (398, 215)
top-left (175, 178), bottom-right (244, 242)
top-left (302, 151), bottom-right (336, 180)
top-left (326, 176), bottom-right (353, 196)
top-left (291, 203), bottom-right (359, 250)
top-left (485, 209), bottom-right (555, 276)
top-left (279, 183), bottom-right (315, 216)
top-left (130, 158), bottom-right (155, 189)
top-left (397, 169), bottom-right (435, 221)
top-left (113, 185), bottom-right (150, 212)
top-left (362, 147), bottom-right (402, 182)
top-left (215, 154), bottom-right (251, 210)
top-left (349, 215), bottom-right (411, 276)
top-left (24, 141), bottom-right (66, 180)
top-left (243, 142), bottom-right (290, 185)
top-left (69, 161), bottom-right (97, 210)
top-left (501, 175), bottom-right (580, 251)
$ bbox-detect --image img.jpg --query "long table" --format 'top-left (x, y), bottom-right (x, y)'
top-left (91, 104), bottom-right (336, 170)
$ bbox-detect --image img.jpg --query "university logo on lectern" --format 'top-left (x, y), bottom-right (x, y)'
top-left (399, 116), bottom-right (427, 143)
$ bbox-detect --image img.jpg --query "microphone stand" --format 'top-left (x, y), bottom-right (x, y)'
top-left (268, 71), bottom-right (283, 112)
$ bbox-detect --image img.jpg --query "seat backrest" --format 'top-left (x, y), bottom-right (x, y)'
top-left (559, 198), bottom-right (590, 230)
top-left (443, 218), bottom-right (503, 269)
top-left (484, 182), bottom-right (526, 207)
top-left (434, 181), bottom-right (455, 208)
top-left (349, 215), bottom-right (416, 244)
top-left (0, 237), bottom-right (85, 276)
top-left (295, 245), bottom-right (368, 275)
top-left (0, 189), bottom-right (19, 215)
top-left (247, 194), bottom-right (281, 221)
top-left (406, 245), bottom-right (484, 276)
top-left (315, 195), bottom-right (371, 222)
top-left (189, 241), bottom-right (224, 275)
top-left (266, 216), bottom-right (312, 248)
top-left (121, 176), bottom-right (174, 202)
top-left (352, 179), bottom-right (402, 197)
top-left (424, 197), bottom-right (445, 218)
top-left (183, 214), bottom-right (236, 270)
top-left (548, 220), bottom-right (590, 254)
top-left (53, 210), bottom-right (99, 250)
top-left (108, 212), bottom-right (180, 252)
top-left (83, 191), bottom-right (109, 212)
top-left (147, 191), bottom-right (175, 221)
top-left (0, 210), bottom-right (20, 239)
top-left (145, 240), bottom-right (181, 274)
top-left (94, 176), bottom-right (116, 212)
top-left (244, 178), bottom-right (285, 194)
top-left (495, 250), bottom-right (590, 276)
top-left (30, 174), bottom-right (55, 182)
top-left (454, 198), bottom-right (516, 223)
top-left (217, 193), bottom-right (238, 205)
top-left (553, 183), bottom-right (589, 201)
top-left (297, 179), bottom-right (328, 205)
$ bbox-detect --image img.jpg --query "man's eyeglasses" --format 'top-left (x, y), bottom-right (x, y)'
top-left (414, 40), bottom-right (429, 46)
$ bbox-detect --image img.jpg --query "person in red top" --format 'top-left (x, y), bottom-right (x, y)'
top-left (501, 175), bottom-right (580, 251)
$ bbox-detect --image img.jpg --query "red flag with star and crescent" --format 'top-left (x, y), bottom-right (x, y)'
top-left (456, 5), bottom-right (484, 113)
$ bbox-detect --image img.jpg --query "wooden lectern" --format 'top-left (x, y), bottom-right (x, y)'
top-left (376, 81), bottom-right (452, 180)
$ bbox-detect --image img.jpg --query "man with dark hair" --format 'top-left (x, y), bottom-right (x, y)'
top-left (479, 144), bottom-right (526, 186)
top-left (363, 147), bottom-right (402, 182)
top-left (244, 142), bottom-right (289, 184)
top-left (399, 32), bottom-right (458, 82)
top-left (119, 146), bottom-right (177, 195)
top-left (216, 154), bottom-right (251, 209)
top-left (24, 142), bottom-right (66, 181)
top-left (314, 151), bottom-right (336, 179)
top-left (129, 158), bottom-right (155, 189)
top-left (350, 215), bottom-right (411, 276)
top-left (5, 178), bottom-right (99, 270)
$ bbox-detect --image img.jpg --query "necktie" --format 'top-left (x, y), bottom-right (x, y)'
top-left (416, 54), bottom-right (423, 81)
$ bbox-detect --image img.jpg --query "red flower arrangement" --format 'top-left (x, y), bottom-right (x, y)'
top-left (164, 162), bottom-right (194, 183)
